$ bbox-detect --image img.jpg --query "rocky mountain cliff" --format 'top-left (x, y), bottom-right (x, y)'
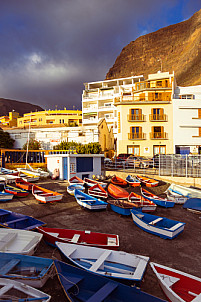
top-left (0, 98), bottom-right (43, 116)
top-left (106, 9), bottom-right (201, 86)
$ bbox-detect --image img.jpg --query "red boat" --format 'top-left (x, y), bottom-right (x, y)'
top-left (84, 178), bottom-right (107, 188)
top-left (136, 175), bottom-right (159, 187)
top-left (69, 176), bottom-right (84, 186)
top-left (4, 184), bottom-right (29, 197)
top-left (111, 176), bottom-right (127, 187)
top-left (128, 192), bottom-right (157, 212)
top-left (15, 178), bottom-right (33, 191)
top-left (36, 226), bottom-right (119, 250)
top-left (107, 183), bottom-right (129, 199)
top-left (88, 183), bottom-right (108, 199)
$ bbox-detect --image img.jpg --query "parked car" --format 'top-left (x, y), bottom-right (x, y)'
top-left (116, 153), bottom-right (133, 161)
top-left (126, 156), bottom-right (153, 168)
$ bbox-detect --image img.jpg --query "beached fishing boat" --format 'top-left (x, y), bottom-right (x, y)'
top-left (183, 198), bottom-right (201, 214)
top-left (0, 184), bottom-right (14, 201)
top-left (0, 208), bottom-right (46, 230)
top-left (111, 175), bottom-right (127, 187)
top-left (37, 226), bottom-right (119, 249)
top-left (68, 175), bottom-right (84, 185)
top-left (17, 164), bottom-right (49, 178)
top-left (150, 262), bottom-right (201, 302)
top-left (165, 190), bottom-right (187, 204)
top-left (4, 184), bottom-right (29, 197)
top-left (128, 192), bottom-right (157, 212)
top-left (131, 209), bottom-right (185, 239)
top-left (107, 183), bottom-right (129, 199)
top-left (168, 183), bottom-right (201, 199)
top-left (32, 184), bottom-right (63, 203)
top-left (15, 177), bottom-right (33, 191)
top-left (126, 175), bottom-right (141, 187)
top-left (54, 260), bottom-right (166, 302)
top-left (0, 252), bottom-right (54, 288)
top-left (74, 189), bottom-right (108, 210)
top-left (137, 175), bottom-right (159, 187)
top-left (107, 199), bottom-right (134, 216)
top-left (141, 188), bottom-right (175, 208)
top-left (0, 167), bottom-right (19, 176)
top-left (0, 228), bottom-right (43, 255)
top-left (84, 177), bottom-right (107, 188)
top-left (56, 242), bottom-right (149, 282)
top-left (0, 278), bottom-right (51, 301)
top-left (67, 184), bottom-right (85, 196)
top-left (88, 183), bottom-right (108, 199)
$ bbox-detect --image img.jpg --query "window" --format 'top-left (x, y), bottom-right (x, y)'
top-left (76, 157), bottom-right (93, 172)
top-left (130, 127), bottom-right (142, 139)
top-left (129, 108), bottom-right (142, 120)
top-left (151, 108), bottom-right (164, 120)
top-left (179, 94), bottom-right (194, 99)
top-left (153, 145), bottom-right (166, 155)
top-left (127, 145), bottom-right (140, 155)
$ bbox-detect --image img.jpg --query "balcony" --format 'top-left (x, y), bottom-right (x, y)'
top-left (149, 114), bottom-right (167, 122)
top-left (150, 132), bottom-right (168, 139)
top-left (127, 114), bottom-right (145, 122)
top-left (128, 133), bottom-right (146, 140)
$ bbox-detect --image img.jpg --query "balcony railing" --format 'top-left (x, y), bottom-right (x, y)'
top-left (150, 132), bottom-right (168, 139)
top-left (128, 133), bottom-right (146, 140)
top-left (114, 95), bottom-right (171, 104)
top-left (149, 114), bottom-right (167, 121)
top-left (127, 114), bottom-right (145, 122)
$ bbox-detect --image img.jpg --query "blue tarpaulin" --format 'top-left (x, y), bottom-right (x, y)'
top-left (183, 198), bottom-right (201, 211)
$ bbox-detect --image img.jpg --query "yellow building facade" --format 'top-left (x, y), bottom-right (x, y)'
top-left (115, 72), bottom-right (175, 156)
top-left (17, 109), bottom-right (82, 128)
top-left (0, 111), bottom-right (19, 128)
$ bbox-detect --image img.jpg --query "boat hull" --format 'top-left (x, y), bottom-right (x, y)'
top-left (141, 188), bottom-right (174, 208)
top-left (108, 183), bottom-right (129, 199)
top-left (74, 189), bottom-right (108, 210)
top-left (111, 176), bottom-right (127, 187)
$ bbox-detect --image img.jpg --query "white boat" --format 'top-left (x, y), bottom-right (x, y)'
top-left (67, 184), bottom-right (85, 196)
top-left (0, 278), bottom-right (51, 301)
top-left (165, 190), bottom-right (188, 204)
top-left (0, 228), bottom-right (43, 255)
top-left (168, 183), bottom-right (201, 199)
top-left (56, 242), bottom-right (149, 282)
top-left (17, 164), bottom-right (49, 178)
top-left (32, 184), bottom-right (63, 203)
top-left (150, 262), bottom-right (201, 302)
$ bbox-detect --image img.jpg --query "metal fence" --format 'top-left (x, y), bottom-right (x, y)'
top-left (104, 154), bottom-right (201, 178)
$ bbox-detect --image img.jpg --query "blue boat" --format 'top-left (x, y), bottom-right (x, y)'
top-left (131, 209), bottom-right (185, 239)
top-left (74, 189), bottom-right (108, 210)
top-left (107, 198), bottom-right (134, 216)
top-left (54, 260), bottom-right (166, 302)
top-left (0, 209), bottom-right (46, 230)
top-left (183, 198), bottom-right (201, 214)
top-left (126, 175), bottom-right (141, 186)
top-left (141, 188), bottom-right (175, 208)
top-left (0, 252), bottom-right (54, 288)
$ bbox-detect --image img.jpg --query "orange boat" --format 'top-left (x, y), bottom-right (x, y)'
top-left (15, 178), bottom-right (33, 191)
top-left (107, 183), bottom-right (129, 199)
top-left (111, 176), bottom-right (127, 187)
top-left (128, 192), bottom-right (157, 212)
top-left (136, 175), bottom-right (159, 187)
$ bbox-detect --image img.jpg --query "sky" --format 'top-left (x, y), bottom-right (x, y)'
top-left (0, 0), bottom-right (200, 110)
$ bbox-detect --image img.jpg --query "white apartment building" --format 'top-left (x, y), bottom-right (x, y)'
top-left (173, 85), bottom-right (201, 154)
top-left (82, 75), bottom-right (144, 136)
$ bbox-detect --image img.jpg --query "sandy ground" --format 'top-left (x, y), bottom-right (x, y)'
top-left (1, 177), bottom-right (201, 301)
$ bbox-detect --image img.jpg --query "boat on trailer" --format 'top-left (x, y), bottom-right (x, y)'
top-left (74, 189), bottom-right (108, 210)
top-left (107, 183), bottom-right (129, 199)
top-left (126, 175), bottom-right (141, 187)
top-left (0, 228), bottom-right (43, 255)
top-left (111, 175), bottom-right (127, 187)
top-left (141, 187), bottom-right (175, 208)
top-left (0, 252), bottom-right (54, 288)
top-left (137, 175), bottom-right (159, 187)
top-left (150, 262), bottom-right (201, 302)
top-left (88, 183), bottom-right (108, 199)
top-left (131, 209), bottom-right (185, 239)
top-left (56, 242), bottom-right (149, 283)
top-left (0, 208), bottom-right (46, 230)
top-left (128, 192), bottom-right (157, 212)
top-left (54, 260), bottom-right (166, 302)
top-left (0, 277), bottom-right (51, 301)
top-left (37, 226), bottom-right (119, 250)
top-left (32, 184), bottom-right (63, 203)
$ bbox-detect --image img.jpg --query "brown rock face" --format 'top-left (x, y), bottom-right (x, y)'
top-left (106, 9), bottom-right (201, 86)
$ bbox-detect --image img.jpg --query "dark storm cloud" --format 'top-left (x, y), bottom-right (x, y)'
top-left (0, 0), bottom-right (199, 109)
